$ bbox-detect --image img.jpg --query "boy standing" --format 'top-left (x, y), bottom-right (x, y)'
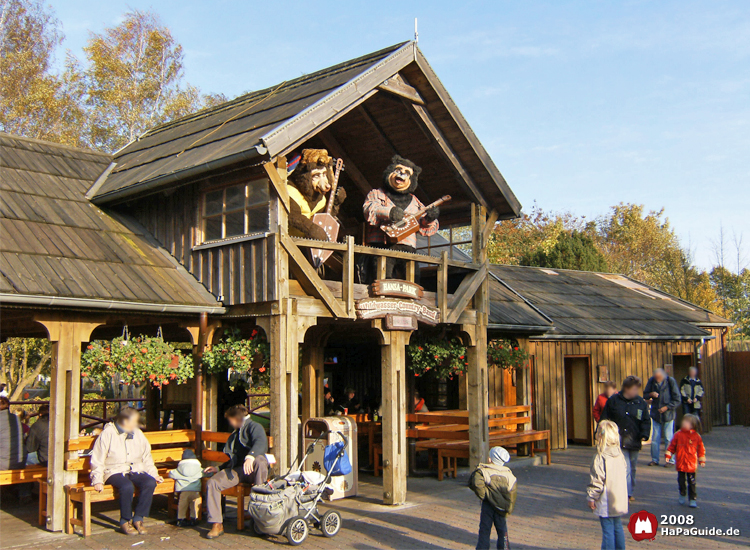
top-left (169, 449), bottom-right (203, 526)
top-left (469, 446), bottom-right (517, 550)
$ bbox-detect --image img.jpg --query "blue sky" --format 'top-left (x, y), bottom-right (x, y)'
top-left (51, 0), bottom-right (750, 270)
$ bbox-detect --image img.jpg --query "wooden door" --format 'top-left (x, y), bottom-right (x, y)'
top-left (672, 353), bottom-right (694, 425)
top-left (564, 356), bottom-right (593, 445)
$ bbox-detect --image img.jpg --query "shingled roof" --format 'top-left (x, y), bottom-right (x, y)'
top-left (490, 265), bottom-right (731, 340)
top-left (0, 133), bottom-right (224, 313)
top-left (87, 42), bottom-right (521, 222)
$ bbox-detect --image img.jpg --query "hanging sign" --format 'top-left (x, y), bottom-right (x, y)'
top-left (370, 279), bottom-right (424, 300)
top-left (355, 298), bottom-right (440, 325)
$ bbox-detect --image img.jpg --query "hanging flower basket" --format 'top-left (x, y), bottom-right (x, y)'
top-left (487, 339), bottom-right (529, 370)
top-left (203, 328), bottom-right (270, 386)
top-left (82, 332), bottom-right (194, 389)
top-left (407, 336), bottom-right (467, 380)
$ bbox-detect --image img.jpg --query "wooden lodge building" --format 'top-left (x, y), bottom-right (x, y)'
top-left (0, 41), bottom-right (732, 533)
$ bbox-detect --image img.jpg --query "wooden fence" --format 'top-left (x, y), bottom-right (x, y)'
top-left (726, 351), bottom-right (750, 426)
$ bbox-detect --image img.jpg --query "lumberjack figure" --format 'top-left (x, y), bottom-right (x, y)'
top-left (363, 155), bottom-right (439, 281)
top-left (287, 149), bottom-right (346, 241)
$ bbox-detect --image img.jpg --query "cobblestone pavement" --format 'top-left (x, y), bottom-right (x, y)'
top-left (1, 426), bottom-right (748, 550)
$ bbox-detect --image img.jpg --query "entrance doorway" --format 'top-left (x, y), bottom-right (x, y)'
top-left (564, 356), bottom-right (593, 445)
top-left (672, 353), bottom-right (694, 424)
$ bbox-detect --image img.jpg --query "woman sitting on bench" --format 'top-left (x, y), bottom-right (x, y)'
top-left (90, 407), bottom-right (164, 536)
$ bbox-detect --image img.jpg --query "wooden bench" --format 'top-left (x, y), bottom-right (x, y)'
top-left (0, 465), bottom-right (49, 525)
top-left (63, 429), bottom-right (194, 537)
top-left (406, 406), bottom-right (551, 480)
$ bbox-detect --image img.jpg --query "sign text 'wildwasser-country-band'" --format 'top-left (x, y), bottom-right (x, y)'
top-left (355, 298), bottom-right (440, 326)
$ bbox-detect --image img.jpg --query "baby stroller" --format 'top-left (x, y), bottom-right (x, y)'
top-left (248, 430), bottom-right (351, 545)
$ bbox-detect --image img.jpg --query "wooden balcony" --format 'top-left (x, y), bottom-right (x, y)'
top-left (284, 235), bottom-right (487, 325)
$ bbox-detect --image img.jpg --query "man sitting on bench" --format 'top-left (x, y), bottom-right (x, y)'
top-left (204, 404), bottom-right (269, 539)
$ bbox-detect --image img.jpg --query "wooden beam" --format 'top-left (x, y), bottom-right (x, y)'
top-left (446, 263), bottom-right (488, 324)
top-left (376, 256), bottom-right (387, 280)
top-left (301, 345), bottom-right (324, 425)
top-left (408, 102), bottom-right (487, 208)
top-left (438, 252), bottom-right (448, 322)
top-left (342, 236), bottom-right (355, 316)
top-left (381, 329), bottom-right (410, 504)
top-left (377, 73), bottom-right (425, 105)
top-left (358, 104), bottom-right (432, 205)
top-left (482, 209), bottom-right (500, 248)
top-left (264, 159), bottom-right (290, 213)
top-left (318, 129), bottom-right (372, 197)
top-left (33, 319), bottom-right (102, 532)
top-left (280, 234), bottom-right (349, 319)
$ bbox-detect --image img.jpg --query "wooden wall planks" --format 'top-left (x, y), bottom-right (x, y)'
top-left (520, 336), bottom-right (725, 450)
top-left (126, 177), bottom-right (276, 306)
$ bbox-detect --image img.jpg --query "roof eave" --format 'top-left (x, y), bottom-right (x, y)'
top-left (0, 294), bottom-right (226, 315)
top-left (488, 323), bottom-right (554, 333)
top-left (90, 144), bottom-right (267, 205)
top-left (531, 333), bottom-right (713, 342)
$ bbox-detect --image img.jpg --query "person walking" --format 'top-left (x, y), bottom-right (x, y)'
top-left (644, 368), bottom-right (681, 466)
top-left (469, 446), bottom-right (517, 550)
top-left (203, 404), bottom-right (269, 539)
top-left (665, 414), bottom-right (706, 508)
top-left (90, 407), bottom-right (163, 535)
top-left (679, 367), bottom-right (704, 418)
top-left (169, 449), bottom-right (204, 527)
top-left (587, 420), bottom-right (629, 550)
top-left (600, 376), bottom-right (651, 501)
top-left (593, 381), bottom-right (617, 424)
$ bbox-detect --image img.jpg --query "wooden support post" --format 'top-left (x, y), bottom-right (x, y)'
top-left (376, 256), bottom-right (387, 281)
top-left (466, 203), bottom-right (490, 467)
top-left (438, 252), bottom-right (448, 322)
top-left (34, 318), bottom-right (102, 532)
top-left (380, 329), bottom-right (410, 505)
top-left (286, 312), bottom-right (299, 469)
top-left (261, 313), bottom-right (288, 474)
top-left (301, 345), bottom-right (324, 424)
top-left (342, 236), bottom-right (355, 316)
top-left (405, 261), bottom-right (416, 283)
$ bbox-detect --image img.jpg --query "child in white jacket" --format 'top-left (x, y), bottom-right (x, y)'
top-left (169, 449), bottom-right (204, 526)
top-left (587, 420), bottom-right (629, 550)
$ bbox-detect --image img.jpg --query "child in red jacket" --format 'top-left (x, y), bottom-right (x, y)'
top-left (665, 414), bottom-right (705, 508)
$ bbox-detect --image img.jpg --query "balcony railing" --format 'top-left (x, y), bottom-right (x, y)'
top-left (284, 235), bottom-right (487, 324)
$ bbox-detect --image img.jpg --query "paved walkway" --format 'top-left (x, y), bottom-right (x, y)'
top-left (1, 426), bottom-right (748, 549)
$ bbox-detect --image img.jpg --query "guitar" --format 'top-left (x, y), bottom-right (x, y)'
top-left (380, 195), bottom-right (451, 244)
top-left (310, 158), bottom-right (344, 268)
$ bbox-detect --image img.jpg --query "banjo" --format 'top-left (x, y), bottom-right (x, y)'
top-left (310, 158), bottom-right (344, 268)
top-left (380, 195), bottom-right (451, 244)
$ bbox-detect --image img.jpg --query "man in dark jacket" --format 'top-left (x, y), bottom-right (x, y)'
top-left (0, 397), bottom-right (25, 470)
top-left (204, 405), bottom-right (268, 539)
top-left (601, 376), bottom-right (651, 500)
top-left (644, 368), bottom-right (681, 466)
top-left (680, 367), bottom-right (704, 418)
top-left (25, 404), bottom-right (49, 465)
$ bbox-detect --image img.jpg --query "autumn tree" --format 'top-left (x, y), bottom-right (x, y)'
top-left (487, 203), bottom-right (590, 265)
top-left (521, 230), bottom-right (608, 272)
top-left (83, 10), bottom-right (205, 151)
top-left (0, 338), bottom-right (51, 400)
top-left (595, 204), bottom-right (683, 287)
top-left (0, 0), bottom-right (85, 145)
